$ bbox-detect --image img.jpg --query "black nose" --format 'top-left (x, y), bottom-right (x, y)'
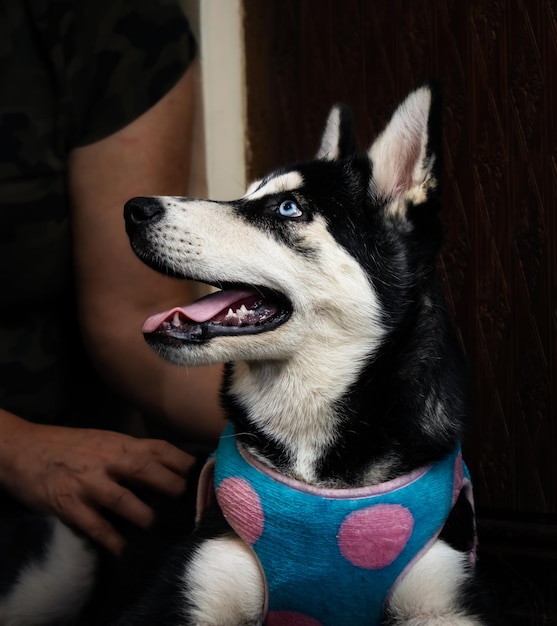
top-left (124, 197), bottom-right (165, 232)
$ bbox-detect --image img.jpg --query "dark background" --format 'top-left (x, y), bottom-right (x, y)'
top-left (242, 1), bottom-right (556, 623)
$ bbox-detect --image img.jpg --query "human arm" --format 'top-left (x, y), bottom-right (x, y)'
top-left (68, 63), bottom-right (226, 444)
top-left (0, 4), bottom-right (224, 557)
top-left (0, 64), bottom-right (229, 556)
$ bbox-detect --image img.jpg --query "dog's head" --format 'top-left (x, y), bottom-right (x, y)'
top-left (124, 82), bottom-right (442, 380)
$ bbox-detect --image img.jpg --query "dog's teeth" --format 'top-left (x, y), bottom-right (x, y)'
top-left (171, 312), bottom-right (182, 327)
top-left (221, 304), bottom-right (257, 327)
top-left (223, 308), bottom-right (239, 326)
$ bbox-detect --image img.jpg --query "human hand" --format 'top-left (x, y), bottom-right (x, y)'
top-left (0, 416), bottom-right (194, 556)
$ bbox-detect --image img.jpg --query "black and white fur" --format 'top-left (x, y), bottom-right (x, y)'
top-left (0, 83), bottom-right (489, 625)
top-left (116, 83), bottom-right (489, 625)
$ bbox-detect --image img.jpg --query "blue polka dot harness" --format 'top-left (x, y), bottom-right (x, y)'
top-left (198, 425), bottom-right (473, 626)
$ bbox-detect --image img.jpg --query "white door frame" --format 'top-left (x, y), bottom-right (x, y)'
top-left (183, 0), bottom-right (247, 201)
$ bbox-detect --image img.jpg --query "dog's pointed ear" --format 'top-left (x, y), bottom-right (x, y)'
top-left (368, 82), bottom-right (441, 213)
top-left (316, 104), bottom-right (357, 161)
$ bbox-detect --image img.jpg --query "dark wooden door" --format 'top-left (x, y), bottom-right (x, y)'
top-left (243, 1), bottom-right (557, 623)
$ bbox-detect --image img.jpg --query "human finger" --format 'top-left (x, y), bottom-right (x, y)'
top-left (64, 502), bottom-right (126, 556)
top-left (94, 481), bottom-right (155, 530)
top-left (144, 439), bottom-right (197, 476)
top-left (113, 439), bottom-right (194, 497)
top-left (116, 455), bottom-right (189, 499)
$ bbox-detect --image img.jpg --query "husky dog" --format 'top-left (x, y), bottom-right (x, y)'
top-left (116, 82), bottom-right (492, 626)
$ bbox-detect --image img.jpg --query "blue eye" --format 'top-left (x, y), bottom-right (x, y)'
top-left (278, 200), bottom-right (302, 218)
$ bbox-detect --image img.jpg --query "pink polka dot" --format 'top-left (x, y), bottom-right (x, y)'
top-left (216, 478), bottom-right (264, 544)
top-left (338, 504), bottom-right (413, 569)
top-left (453, 453), bottom-right (464, 505)
top-left (266, 611), bottom-right (323, 626)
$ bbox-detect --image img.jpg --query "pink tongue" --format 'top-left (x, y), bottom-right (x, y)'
top-left (142, 289), bottom-right (256, 333)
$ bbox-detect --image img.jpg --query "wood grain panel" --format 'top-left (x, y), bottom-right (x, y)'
top-left (243, 1), bottom-right (556, 621)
